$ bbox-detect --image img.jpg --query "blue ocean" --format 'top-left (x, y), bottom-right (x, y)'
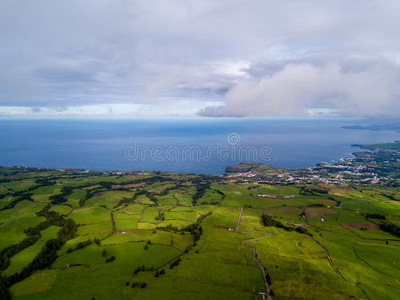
top-left (0, 119), bottom-right (399, 174)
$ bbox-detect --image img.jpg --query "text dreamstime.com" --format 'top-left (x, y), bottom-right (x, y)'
top-left (125, 133), bottom-right (272, 162)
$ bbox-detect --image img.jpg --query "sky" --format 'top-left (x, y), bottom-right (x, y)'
top-left (1, 0), bottom-right (400, 119)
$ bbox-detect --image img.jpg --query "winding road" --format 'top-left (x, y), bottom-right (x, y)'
top-left (241, 233), bottom-right (273, 299)
top-left (235, 207), bottom-right (273, 299)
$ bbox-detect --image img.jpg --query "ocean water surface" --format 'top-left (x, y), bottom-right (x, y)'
top-left (0, 119), bottom-right (399, 174)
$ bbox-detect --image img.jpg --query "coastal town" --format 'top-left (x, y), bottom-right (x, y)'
top-left (225, 143), bottom-right (400, 186)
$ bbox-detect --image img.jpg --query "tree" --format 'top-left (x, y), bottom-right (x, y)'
top-left (266, 273), bottom-right (271, 285)
top-left (0, 276), bottom-right (11, 300)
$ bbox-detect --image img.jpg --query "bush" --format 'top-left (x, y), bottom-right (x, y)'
top-left (106, 256), bottom-right (116, 263)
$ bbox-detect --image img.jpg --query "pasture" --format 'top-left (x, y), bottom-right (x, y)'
top-left (1, 168), bottom-right (400, 300)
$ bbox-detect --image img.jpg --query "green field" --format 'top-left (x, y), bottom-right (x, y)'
top-left (1, 167), bottom-right (400, 300)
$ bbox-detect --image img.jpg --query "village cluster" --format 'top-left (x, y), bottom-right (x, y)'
top-left (226, 146), bottom-right (400, 186)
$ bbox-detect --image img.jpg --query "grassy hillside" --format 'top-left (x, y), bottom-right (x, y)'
top-left (0, 167), bottom-right (399, 299)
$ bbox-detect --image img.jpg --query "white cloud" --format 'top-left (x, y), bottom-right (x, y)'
top-left (0, 0), bottom-right (400, 117)
top-left (199, 60), bottom-right (400, 117)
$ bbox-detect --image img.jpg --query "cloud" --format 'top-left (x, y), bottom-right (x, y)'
top-left (30, 107), bottom-right (68, 113)
top-left (31, 107), bottom-right (42, 113)
top-left (1, 0), bottom-right (400, 117)
top-left (199, 58), bottom-right (400, 117)
top-left (197, 105), bottom-right (246, 117)
top-left (52, 107), bottom-right (69, 112)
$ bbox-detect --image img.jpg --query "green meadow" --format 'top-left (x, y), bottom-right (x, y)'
top-left (1, 167), bottom-right (400, 299)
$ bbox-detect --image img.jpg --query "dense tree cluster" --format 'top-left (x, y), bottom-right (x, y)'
top-left (364, 213), bottom-right (386, 220)
top-left (0, 193), bottom-right (33, 212)
top-left (34, 178), bottom-right (56, 185)
top-left (98, 182), bottom-right (113, 190)
top-left (0, 236), bottom-right (39, 271)
top-left (0, 192), bottom-right (11, 200)
top-left (192, 182), bottom-right (211, 205)
top-left (180, 211), bottom-right (210, 243)
top-left (262, 214), bottom-right (311, 236)
top-left (0, 205), bottom-right (68, 272)
top-left (117, 190), bottom-right (156, 207)
top-left (381, 193), bottom-right (399, 201)
top-left (49, 186), bottom-right (75, 205)
top-left (379, 222), bottom-right (400, 237)
top-left (0, 178), bottom-right (59, 212)
top-left (308, 204), bottom-right (325, 207)
top-left (156, 224), bottom-right (180, 232)
top-left (300, 186), bottom-right (328, 196)
top-left (80, 189), bottom-right (98, 207)
top-left (0, 205), bottom-right (77, 297)
top-left (0, 275), bottom-right (11, 300)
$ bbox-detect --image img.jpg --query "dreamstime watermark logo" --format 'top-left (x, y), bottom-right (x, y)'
top-left (125, 133), bottom-right (272, 162)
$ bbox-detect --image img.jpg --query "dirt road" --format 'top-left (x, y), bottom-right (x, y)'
top-left (241, 232), bottom-right (273, 299)
top-left (236, 207), bottom-right (243, 232)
